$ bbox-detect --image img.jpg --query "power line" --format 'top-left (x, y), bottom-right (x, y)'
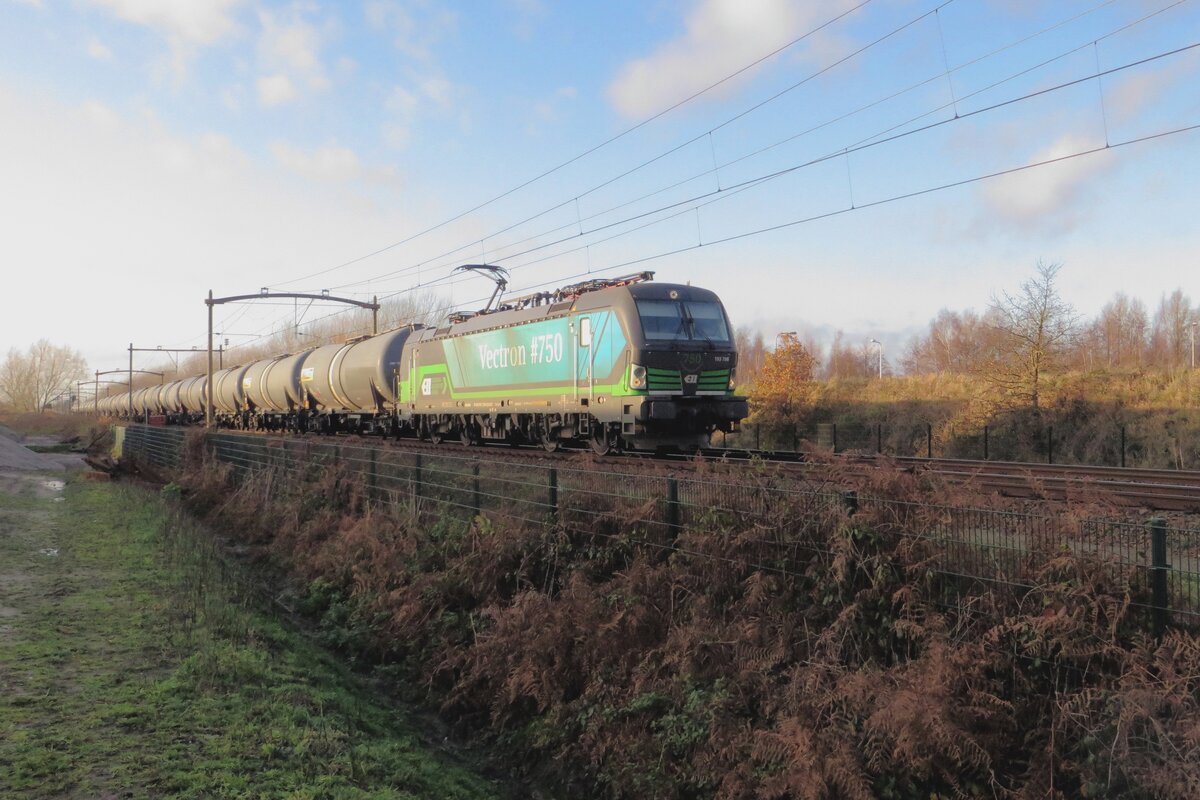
top-left (146, 3), bottom-right (1196, 356)
top-left (330, 0), bottom-right (1159, 295)
top-left (346, 37), bottom-right (1200, 301)
top-left (270, 0), bottom-right (880, 290)
top-left (258, 114), bottom-right (1198, 351)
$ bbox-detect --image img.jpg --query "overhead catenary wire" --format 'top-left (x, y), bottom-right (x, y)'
top-left (300, 36), bottom-right (1200, 318)
top-left (270, 0), bottom-right (881, 290)
top-left (328, 0), bottom-right (1171, 295)
top-left (334, 0), bottom-right (967, 292)
top-left (253, 113), bottom-right (1199, 354)
top-left (167, 4), bottom-right (1197, 359)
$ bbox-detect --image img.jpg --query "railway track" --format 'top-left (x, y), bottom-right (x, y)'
top-left (198, 427), bottom-right (1200, 513)
top-left (687, 447), bottom-right (1200, 511)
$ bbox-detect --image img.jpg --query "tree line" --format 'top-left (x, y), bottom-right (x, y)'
top-left (737, 261), bottom-right (1197, 407)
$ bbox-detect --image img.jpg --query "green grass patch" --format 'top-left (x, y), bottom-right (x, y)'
top-left (0, 479), bottom-right (503, 799)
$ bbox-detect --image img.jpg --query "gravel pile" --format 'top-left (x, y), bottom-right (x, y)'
top-left (0, 429), bottom-right (58, 470)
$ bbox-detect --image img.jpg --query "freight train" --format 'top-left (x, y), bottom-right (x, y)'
top-left (90, 272), bottom-right (748, 452)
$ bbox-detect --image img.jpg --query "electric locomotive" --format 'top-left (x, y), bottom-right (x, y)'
top-left (399, 271), bottom-right (747, 452)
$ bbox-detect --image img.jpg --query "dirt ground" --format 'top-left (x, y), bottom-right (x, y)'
top-left (0, 425), bottom-right (84, 472)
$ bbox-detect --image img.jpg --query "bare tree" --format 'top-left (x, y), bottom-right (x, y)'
top-left (824, 331), bottom-right (876, 379)
top-left (0, 340), bottom-right (89, 413)
top-left (985, 260), bottom-right (1079, 410)
top-left (734, 326), bottom-right (768, 389)
top-left (1086, 292), bottom-right (1148, 368)
top-left (1148, 289), bottom-right (1195, 369)
top-left (903, 308), bottom-right (1000, 374)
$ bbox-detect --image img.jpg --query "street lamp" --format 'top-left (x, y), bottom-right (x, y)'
top-left (869, 338), bottom-right (883, 379)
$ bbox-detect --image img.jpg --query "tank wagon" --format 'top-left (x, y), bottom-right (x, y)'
top-left (96, 273), bottom-right (748, 451)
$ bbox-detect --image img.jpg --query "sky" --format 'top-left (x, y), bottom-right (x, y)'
top-left (1, 0), bottom-right (1198, 377)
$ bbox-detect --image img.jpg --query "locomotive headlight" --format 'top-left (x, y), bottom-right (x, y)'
top-left (629, 364), bottom-right (648, 389)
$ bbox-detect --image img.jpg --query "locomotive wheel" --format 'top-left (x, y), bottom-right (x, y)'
top-left (460, 422), bottom-right (479, 446)
top-left (540, 427), bottom-right (560, 453)
top-left (589, 424), bottom-right (614, 456)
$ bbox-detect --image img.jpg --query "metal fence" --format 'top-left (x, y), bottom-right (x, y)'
top-left (122, 424), bottom-right (1200, 632)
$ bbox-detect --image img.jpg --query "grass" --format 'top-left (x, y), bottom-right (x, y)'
top-left (0, 477), bottom-right (505, 799)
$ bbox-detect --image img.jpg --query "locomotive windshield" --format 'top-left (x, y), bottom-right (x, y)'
top-left (636, 300), bottom-right (731, 343)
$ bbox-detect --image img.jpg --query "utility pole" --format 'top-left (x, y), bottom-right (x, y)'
top-left (128, 343), bottom-right (133, 417)
top-left (207, 289), bottom-right (215, 427)
top-left (204, 288), bottom-right (379, 427)
top-left (870, 338), bottom-right (883, 379)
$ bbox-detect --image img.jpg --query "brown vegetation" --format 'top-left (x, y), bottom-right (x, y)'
top-left (162, 435), bottom-right (1200, 799)
top-left (735, 265), bottom-right (1200, 467)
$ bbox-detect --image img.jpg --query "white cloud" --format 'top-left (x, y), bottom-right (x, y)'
top-left (386, 85), bottom-right (419, 114)
top-left (979, 134), bottom-right (1116, 230)
top-left (607, 0), bottom-right (861, 119)
top-left (256, 74), bottom-right (297, 106)
top-left (254, 6), bottom-right (330, 106)
top-left (382, 123), bottom-right (411, 149)
top-left (380, 74), bottom-right (460, 149)
top-left (1106, 53), bottom-right (1199, 126)
top-left (85, 0), bottom-right (246, 81)
top-left (85, 0), bottom-right (244, 46)
top-left (419, 75), bottom-right (453, 110)
top-left (85, 36), bottom-right (114, 61)
top-left (269, 140), bottom-right (362, 182)
top-left (80, 99), bottom-right (120, 129)
top-left (220, 83), bottom-right (246, 111)
top-left (365, 0), bottom-right (458, 62)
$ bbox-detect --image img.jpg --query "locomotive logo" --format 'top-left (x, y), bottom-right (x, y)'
top-left (683, 374), bottom-right (699, 385)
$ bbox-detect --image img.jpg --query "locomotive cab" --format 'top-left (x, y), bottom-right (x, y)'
top-left (618, 282), bottom-right (747, 450)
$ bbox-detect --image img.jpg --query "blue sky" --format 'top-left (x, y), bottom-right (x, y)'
top-left (2, 0), bottom-right (1198, 372)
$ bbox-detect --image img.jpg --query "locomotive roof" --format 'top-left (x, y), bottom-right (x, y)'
top-left (422, 281), bottom-right (723, 340)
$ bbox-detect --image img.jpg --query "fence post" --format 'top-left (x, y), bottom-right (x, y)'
top-left (754, 423), bottom-right (760, 451)
top-left (1047, 426), bottom-right (1053, 465)
top-left (665, 476), bottom-right (681, 539)
top-left (368, 446), bottom-right (377, 503)
top-left (413, 453), bottom-right (422, 500)
top-left (832, 423), bottom-right (838, 454)
top-left (548, 467), bottom-right (558, 517)
top-left (875, 423), bottom-right (882, 455)
top-left (1150, 517), bottom-right (1170, 638)
top-left (472, 461), bottom-right (481, 518)
top-left (792, 426), bottom-right (799, 453)
top-left (926, 423), bottom-right (932, 459)
top-left (1120, 426), bottom-right (1126, 468)
top-left (983, 425), bottom-right (989, 461)
top-left (843, 490), bottom-right (858, 516)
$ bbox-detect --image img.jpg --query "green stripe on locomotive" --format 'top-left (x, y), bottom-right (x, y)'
top-left (398, 310), bottom-right (639, 404)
